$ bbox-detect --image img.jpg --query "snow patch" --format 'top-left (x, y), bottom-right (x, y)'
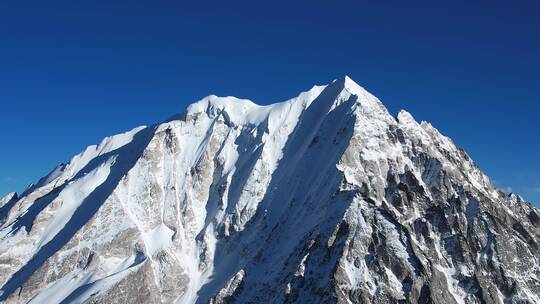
top-left (142, 224), bottom-right (174, 255)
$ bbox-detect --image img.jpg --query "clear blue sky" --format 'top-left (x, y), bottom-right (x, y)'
top-left (1, 0), bottom-right (539, 205)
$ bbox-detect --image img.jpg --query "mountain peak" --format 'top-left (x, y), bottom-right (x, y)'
top-left (184, 76), bottom-right (369, 125)
top-left (396, 109), bottom-right (419, 127)
top-left (329, 75), bottom-right (367, 96)
top-left (1, 78), bottom-right (538, 303)
top-left (182, 77), bottom-right (370, 127)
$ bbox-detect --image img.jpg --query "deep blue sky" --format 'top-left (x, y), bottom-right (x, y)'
top-left (1, 0), bottom-right (539, 204)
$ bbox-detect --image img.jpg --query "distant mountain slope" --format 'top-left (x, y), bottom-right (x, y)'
top-left (1, 77), bottom-right (538, 303)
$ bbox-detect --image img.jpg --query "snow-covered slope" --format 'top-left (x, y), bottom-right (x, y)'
top-left (0, 77), bottom-right (539, 304)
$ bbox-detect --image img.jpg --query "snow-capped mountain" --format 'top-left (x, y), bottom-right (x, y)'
top-left (0, 77), bottom-right (538, 303)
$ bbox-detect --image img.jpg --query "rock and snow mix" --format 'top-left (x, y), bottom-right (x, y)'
top-left (0, 77), bottom-right (539, 303)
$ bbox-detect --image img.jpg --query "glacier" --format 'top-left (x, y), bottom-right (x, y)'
top-left (0, 76), bottom-right (539, 303)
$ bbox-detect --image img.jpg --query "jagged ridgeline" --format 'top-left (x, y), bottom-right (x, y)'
top-left (0, 77), bottom-right (539, 303)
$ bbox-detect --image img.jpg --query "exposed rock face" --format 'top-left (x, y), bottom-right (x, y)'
top-left (0, 77), bottom-right (538, 303)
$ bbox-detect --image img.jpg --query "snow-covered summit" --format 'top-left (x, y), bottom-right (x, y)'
top-left (0, 77), bottom-right (538, 304)
top-left (182, 76), bottom-right (387, 127)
